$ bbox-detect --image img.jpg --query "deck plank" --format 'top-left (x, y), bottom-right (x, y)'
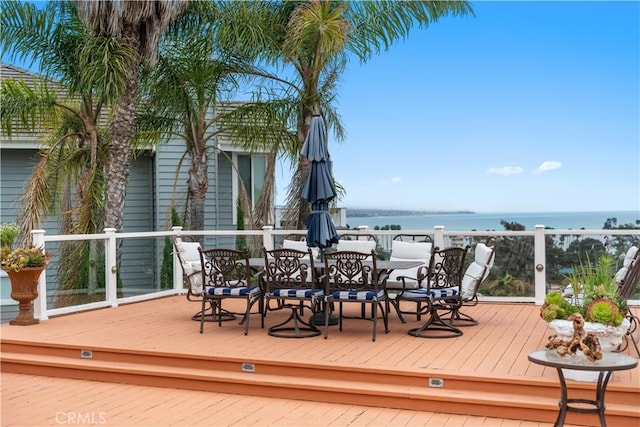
top-left (1, 297), bottom-right (638, 426)
top-left (2, 372), bottom-right (577, 427)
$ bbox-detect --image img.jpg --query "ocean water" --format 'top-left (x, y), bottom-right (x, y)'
top-left (345, 211), bottom-right (640, 231)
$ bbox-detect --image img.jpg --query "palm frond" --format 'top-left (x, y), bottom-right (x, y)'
top-left (346, 0), bottom-right (474, 62)
top-left (15, 153), bottom-right (52, 247)
top-left (1, 78), bottom-right (61, 137)
top-left (73, 35), bottom-right (136, 104)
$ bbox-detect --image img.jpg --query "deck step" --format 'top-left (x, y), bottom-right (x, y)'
top-left (2, 347), bottom-right (639, 427)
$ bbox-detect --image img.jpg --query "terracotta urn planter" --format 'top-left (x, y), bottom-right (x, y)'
top-left (3, 266), bottom-right (45, 326)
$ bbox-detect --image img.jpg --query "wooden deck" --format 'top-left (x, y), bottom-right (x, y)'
top-left (1, 297), bottom-right (639, 426)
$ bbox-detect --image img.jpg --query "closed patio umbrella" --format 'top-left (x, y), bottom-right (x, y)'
top-left (302, 114), bottom-right (339, 326)
top-left (302, 115), bottom-right (339, 250)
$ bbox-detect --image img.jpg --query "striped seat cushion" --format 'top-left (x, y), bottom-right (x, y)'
top-left (402, 288), bottom-right (459, 300)
top-left (272, 289), bottom-right (324, 298)
top-left (207, 285), bottom-right (260, 297)
top-left (331, 289), bottom-right (385, 301)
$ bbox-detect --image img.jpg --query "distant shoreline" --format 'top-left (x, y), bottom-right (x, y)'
top-left (346, 209), bottom-right (475, 218)
top-left (342, 210), bottom-right (638, 231)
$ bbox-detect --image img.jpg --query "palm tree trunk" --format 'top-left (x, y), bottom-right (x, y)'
top-left (104, 67), bottom-right (139, 231)
top-left (188, 149), bottom-right (208, 231)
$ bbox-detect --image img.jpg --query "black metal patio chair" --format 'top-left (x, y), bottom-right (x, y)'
top-left (615, 246), bottom-right (640, 356)
top-left (396, 245), bottom-right (469, 338)
top-left (441, 237), bottom-right (497, 327)
top-left (323, 249), bottom-right (389, 341)
top-left (198, 248), bottom-right (262, 335)
top-left (385, 234), bottom-right (433, 323)
top-left (261, 247), bottom-right (325, 338)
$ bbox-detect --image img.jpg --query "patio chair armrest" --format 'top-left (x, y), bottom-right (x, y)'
top-left (396, 274), bottom-right (416, 283)
top-left (316, 272), bottom-right (327, 281)
top-left (378, 270), bottom-right (390, 284)
top-left (395, 274), bottom-right (424, 291)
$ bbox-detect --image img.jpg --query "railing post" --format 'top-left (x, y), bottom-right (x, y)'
top-left (262, 226), bottom-right (274, 251)
top-left (104, 228), bottom-right (118, 307)
top-left (433, 226), bottom-right (445, 249)
top-left (172, 226), bottom-right (184, 294)
top-left (534, 225), bottom-right (546, 306)
top-left (31, 229), bottom-right (47, 321)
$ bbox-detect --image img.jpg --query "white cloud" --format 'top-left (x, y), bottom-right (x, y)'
top-left (534, 161), bottom-right (562, 174)
top-left (486, 166), bottom-right (524, 176)
top-left (377, 176), bottom-right (403, 188)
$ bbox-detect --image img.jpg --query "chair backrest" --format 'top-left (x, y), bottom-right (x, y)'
top-left (173, 236), bottom-right (204, 296)
top-left (336, 233), bottom-right (377, 253)
top-left (323, 250), bottom-right (380, 293)
top-left (199, 248), bottom-right (251, 289)
top-left (262, 247), bottom-right (317, 291)
top-left (425, 246), bottom-right (469, 290)
top-left (392, 234), bottom-right (434, 244)
top-left (388, 235), bottom-right (433, 282)
top-left (460, 238), bottom-right (497, 301)
top-left (616, 246), bottom-right (639, 300)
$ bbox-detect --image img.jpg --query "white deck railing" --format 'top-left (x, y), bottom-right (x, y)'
top-left (19, 226), bottom-right (640, 321)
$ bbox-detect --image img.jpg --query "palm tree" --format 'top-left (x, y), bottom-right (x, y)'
top-left (136, 32), bottom-right (295, 234)
top-left (74, 0), bottom-right (188, 233)
top-left (0, 0), bottom-right (135, 302)
top-left (0, 0), bottom-right (132, 240)
top-left (214, 0), bottom-right (474, 228)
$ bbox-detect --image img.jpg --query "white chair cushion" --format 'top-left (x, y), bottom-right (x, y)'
top-left (615, 267), bottom-right (628, 285)
top-left (189, 272), bottom-right (204, 295)
top-left (461, 262), bottom-right (486, 299)
top-left (181, 260), bottom-right (201, 276)
top-left (390, 240), bottom-right (432, 260)
top-left (176, 240), bottom-right (203, 294)
top-left (282, 239), bottom-right (319, 259)
top-left (615, 246), bottom-right (638, 285)
top-left (177, 241), bottom-right (201, 263)
top-left (386, 240), bottom-right (431, 289)
top-left (336, 239), bottom-right (376, 253)
top-left (475, 243), bottom-right (494, 267)
top-left (623, 246), bottom-right (638, 268)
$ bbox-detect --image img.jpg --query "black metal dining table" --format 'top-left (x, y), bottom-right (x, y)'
top-left (250, 257), bottom-right (425, 326)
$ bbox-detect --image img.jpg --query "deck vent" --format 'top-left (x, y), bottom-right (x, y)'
top-left (241, 362), bottom-right (255, 373)
top-left (80, 349), bottom-right (93, 359)
top-left (428, 378), bottom-right (444, 388)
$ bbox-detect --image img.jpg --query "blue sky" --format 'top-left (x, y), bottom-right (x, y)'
top-left (275, 1), bottom-right (640, 214)
top-left (4, 1), bottom-right (637, 214)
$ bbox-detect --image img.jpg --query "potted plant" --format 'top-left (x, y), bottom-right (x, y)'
top-left (1, 225), bottom-right (52, 325)
top-left (541, 255), bottom-right (628, 329)
top-left (540, 254), bottom-right (630, 381)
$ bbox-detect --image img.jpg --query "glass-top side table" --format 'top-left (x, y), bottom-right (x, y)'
top-left (528, 350), bottom-right (638, 427)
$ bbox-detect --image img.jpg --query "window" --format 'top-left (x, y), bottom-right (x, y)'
top-left (233, 154), bottom-right (266, 224)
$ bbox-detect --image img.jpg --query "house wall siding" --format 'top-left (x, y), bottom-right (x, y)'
top-left (0, 149), bottom-right (157, 296)
top-left (154, 137), bottom-right (237, 250)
